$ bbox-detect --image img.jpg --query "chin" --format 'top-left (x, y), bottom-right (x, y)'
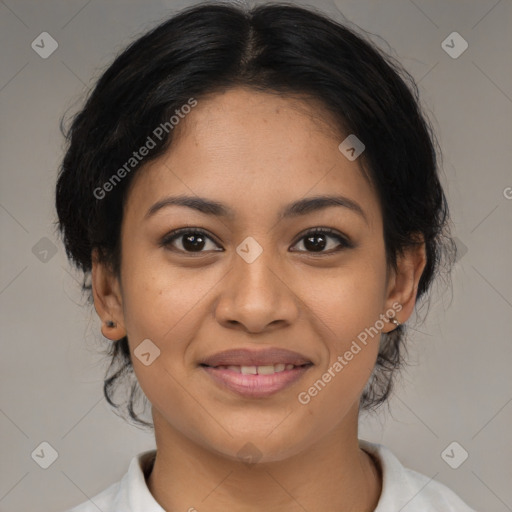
top-left (198, 423), bottom-right (311, 465)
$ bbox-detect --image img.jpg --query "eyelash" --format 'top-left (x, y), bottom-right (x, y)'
top-left (160, 227), bottom-right (353, 255)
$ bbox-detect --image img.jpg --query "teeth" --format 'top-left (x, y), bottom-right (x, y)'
top-left (218, 363), bottom-right (295, 374)
top-left (257, 365), bottom-right (275, 375)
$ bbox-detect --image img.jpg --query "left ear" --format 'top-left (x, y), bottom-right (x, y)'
top-left (382, 234), bottom-right (427, 333)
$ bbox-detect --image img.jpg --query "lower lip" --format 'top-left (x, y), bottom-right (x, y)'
top-left (201, 365), bottom-right (312, 398)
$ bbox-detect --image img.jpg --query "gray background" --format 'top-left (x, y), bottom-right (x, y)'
top-left (1, 0), bottom-right (511, 511)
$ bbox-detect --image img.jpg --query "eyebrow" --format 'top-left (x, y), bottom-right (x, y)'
top-left (145, 194), bottom-right (368, 225)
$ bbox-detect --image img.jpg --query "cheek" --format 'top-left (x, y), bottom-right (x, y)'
top-left (293, 258), bottom-right (388, 403)
top-left (120, 245), bottom-right (213, 343)
top-left (300, 259), bottom-right (387, 348)
top-left (294, 280), bottom-right (383, 433)
top-left (119, 261), bottom-right (211, 431)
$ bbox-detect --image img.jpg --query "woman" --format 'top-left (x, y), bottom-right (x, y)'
top-left (56, 2), bottom-right (476, 510)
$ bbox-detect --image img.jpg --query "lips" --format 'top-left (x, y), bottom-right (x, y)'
top-left (199, 348), bottom-right (313, 398)
top-left (214, 363), bottom-right (295, 375)
top-left (200, 347), bottom-right (312, 368)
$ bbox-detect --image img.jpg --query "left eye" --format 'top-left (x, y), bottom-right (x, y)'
top-left (290, 228), bottom-right (351, 253)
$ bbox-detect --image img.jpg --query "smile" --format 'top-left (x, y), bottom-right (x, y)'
top-left (207, 363), bottom-right (302, 374)
top-left (201, 364), bottom-right (313, 398)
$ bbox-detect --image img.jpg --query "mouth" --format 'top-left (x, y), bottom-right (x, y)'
top-left (199, 348), bottom-right (313, 398)
top-left (201, 363), bottom-right (310, 374)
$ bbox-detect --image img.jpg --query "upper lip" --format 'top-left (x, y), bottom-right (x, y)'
top-left (200, 348), bottom-right (312, 367)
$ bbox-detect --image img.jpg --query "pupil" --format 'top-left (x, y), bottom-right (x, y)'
top-left (183, 233), bottom-right (205, 251)
top-left (305, 234), bottom-right (326, 252)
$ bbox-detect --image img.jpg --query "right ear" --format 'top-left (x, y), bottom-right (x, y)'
top-left (91, 248), bottom-right (126, 341)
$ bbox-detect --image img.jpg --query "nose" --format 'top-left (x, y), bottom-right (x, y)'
top-left (214, 245), bottom-right (300, 334)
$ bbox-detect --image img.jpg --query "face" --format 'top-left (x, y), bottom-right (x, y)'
top-left (93, 87), bottom-right (423, 462)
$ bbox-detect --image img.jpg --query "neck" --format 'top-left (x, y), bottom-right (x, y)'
top-left (146, 407), bottom-right (382, 511)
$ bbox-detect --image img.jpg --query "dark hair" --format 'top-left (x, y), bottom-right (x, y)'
top-left (55, 1), bottom-right (456, 429)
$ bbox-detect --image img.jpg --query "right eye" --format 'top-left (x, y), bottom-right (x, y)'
top-left (160, 228), bottom-right (223, 254)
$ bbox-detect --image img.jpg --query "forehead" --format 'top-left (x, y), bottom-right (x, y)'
top-left (124, 87), bottom-right (380, 230)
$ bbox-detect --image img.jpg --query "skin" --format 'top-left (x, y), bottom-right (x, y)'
top-left (92, 87), bottom-right (426, 511)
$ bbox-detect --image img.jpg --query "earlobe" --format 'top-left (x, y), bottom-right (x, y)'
top-left (91, 249), bottom-right (126, 341)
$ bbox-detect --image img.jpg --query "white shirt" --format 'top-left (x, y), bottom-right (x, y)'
top-left (67, 439), bottom-right (476, 511)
